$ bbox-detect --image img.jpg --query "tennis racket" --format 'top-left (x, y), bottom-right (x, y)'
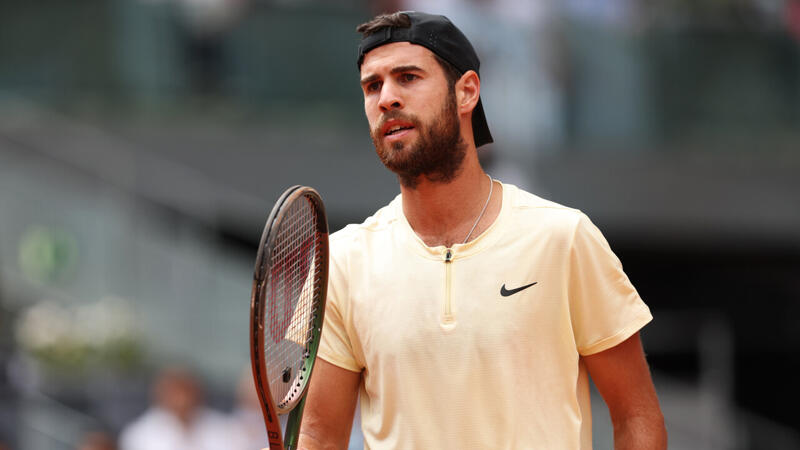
top-left (250, 186), bottom-right (329, 450)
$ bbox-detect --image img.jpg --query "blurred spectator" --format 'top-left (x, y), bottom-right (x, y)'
top-left (174, 0), bottom-right (249, 95)
top-left (133, 0), bottom-right (249, 95)
top-left (118, 367), bottom-right (232, 450)
top-left (789, 0), bottom-right (800, 40)
top-left (77, 430), bottom-right (117, 450)
top-left (227, 369), bottom-right (269, 450)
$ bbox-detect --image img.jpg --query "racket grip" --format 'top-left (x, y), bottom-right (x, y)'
top-left (284, 395), bottom-right (308, 450)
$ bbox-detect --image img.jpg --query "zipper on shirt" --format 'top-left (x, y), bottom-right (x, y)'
top-left (442, 248), bottom-right (456, 329)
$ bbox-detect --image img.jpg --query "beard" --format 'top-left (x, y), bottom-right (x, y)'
top-left (370, 91), bottom-right (466, 189)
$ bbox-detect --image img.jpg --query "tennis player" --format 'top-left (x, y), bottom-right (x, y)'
top-left (299, 11), bottom-right (667, 449)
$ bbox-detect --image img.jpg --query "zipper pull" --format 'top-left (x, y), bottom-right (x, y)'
top-left (444, 248), bottom-right (453, 262)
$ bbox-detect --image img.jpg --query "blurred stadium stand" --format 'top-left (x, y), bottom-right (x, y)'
top-left (1, 1), bottom-right (799, 449)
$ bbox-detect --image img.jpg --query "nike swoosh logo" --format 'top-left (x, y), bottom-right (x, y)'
top-left (500, 282), bottom-right (538, 297)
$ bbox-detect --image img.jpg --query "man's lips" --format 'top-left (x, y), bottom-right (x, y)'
top-left (381, 119), bottom-right (416, 137)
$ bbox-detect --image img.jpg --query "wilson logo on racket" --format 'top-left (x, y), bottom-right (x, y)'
top-left (268, 235), bottom-right (314, 344)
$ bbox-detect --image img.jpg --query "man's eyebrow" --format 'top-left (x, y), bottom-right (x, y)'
top-left (389, 65), bottom-right (425, 75)
top-left (360, 73), bottom-right (380, 87)
top-left (360, 65), bottom-right (426, 86)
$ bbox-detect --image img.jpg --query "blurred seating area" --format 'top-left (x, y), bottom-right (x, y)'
top-left (1, 1), bottom-right (799, 449)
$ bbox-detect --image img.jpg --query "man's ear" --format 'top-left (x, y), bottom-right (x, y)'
top-left (455, 70), bottom-right (481, 116)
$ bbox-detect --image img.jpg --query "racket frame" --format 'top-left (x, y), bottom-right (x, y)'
top-left (250, 185), bottom-right (329, 450)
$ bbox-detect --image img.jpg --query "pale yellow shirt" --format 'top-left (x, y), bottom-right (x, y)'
top-left (318, 183), bottom-right (652, 449)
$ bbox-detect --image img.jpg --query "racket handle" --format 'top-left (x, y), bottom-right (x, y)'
top-left (284, 395), bottom-right (308, 450)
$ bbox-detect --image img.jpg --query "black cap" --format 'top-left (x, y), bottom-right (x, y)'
top-left (357, 11), bottom-right (494, 148)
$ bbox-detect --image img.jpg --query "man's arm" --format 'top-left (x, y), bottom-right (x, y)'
top-left (583, 332), bottom-right (667, 450)
top-left (298, 358), bottom-right (361, 450)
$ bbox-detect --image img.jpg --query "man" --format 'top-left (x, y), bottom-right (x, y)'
top-left (119, 367), bottom-right (233, 450)
top-left (299, 11), bottom-right (666, 449)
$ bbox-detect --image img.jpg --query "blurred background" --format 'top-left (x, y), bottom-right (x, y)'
top-left (1, 0), bottom-right (799, 449)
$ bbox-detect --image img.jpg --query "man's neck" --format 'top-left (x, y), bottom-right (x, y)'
top-left (400, 153), bottom-right (501, 248)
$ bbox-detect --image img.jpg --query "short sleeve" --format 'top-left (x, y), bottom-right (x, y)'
top-left (568, 213), bottom-right (652, 355)
top-left (318, 238), bottom-right (363, 373)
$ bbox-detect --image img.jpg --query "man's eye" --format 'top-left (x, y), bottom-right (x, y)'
top-left (366, 82), bottom-right (381, 92)
top-left (400, 74), bottom-right (417, 82)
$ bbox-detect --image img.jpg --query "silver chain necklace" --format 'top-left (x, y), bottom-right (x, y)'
top-left (462, 174), bottom-right (493, 244)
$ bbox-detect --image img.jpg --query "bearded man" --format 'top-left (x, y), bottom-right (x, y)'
top-left (299, 11), bottom-right (667, 449)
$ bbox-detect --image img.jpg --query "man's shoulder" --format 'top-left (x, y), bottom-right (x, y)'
top-left (505, 183), bottom-right (586, 223)
top-left (330, 194), bottom-right (401, 244)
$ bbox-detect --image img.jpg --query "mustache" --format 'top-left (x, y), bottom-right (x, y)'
top-left (373, 111), bottom-right (419, 136)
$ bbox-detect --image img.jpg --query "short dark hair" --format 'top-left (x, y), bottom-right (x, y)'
top-left (356, 12), bottom-right (462, 90)
top-left (355, 11), bottom-right (410, 35)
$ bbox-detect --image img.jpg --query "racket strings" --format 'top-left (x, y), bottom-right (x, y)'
top-left (264, 196), bottom-right (323, 411)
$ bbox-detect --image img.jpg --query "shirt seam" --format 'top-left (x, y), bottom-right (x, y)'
top-left (577, 308), bottom-right (653, 355)
top-left (317, 352), bottom-right (362, 373)
top-left (565, 213), bottom-right (581, 349)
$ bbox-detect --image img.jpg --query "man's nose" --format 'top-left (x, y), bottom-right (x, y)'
top-left (378, 82), bottom-right (403, 112)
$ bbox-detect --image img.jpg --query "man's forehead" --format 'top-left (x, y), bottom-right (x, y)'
top-left (359, 42), bottom-right (439, 75)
